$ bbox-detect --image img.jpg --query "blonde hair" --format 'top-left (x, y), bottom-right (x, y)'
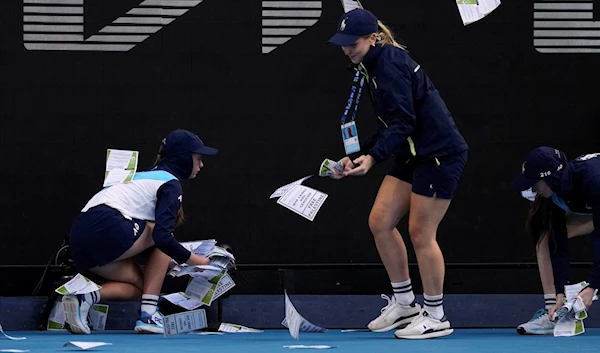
top-left (376, 20), bottom-right (406, 50)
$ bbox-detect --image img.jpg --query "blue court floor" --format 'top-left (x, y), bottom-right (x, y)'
top-left (1, 329), bottom-right (600, 353)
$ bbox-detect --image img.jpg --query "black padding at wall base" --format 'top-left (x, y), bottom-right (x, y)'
top-left (2, 295), bottom-right (599, 331)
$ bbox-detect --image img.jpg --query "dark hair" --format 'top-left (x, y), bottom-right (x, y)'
top-left (153, 145), bottom-right (185, 227)
top-left (526, 195), bottom-right (553, 247)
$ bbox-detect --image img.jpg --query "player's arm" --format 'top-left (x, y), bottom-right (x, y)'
top-left (154, 180), bottom-right (209, 265)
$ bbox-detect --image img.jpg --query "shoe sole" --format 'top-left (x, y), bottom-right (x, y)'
top-left (134, 322), bottom-right (164, 334)
top-left (516, 327), bottom-right (553, 335)
top-left (62, 296), bottom-right (91, 334)
top-left (395, 328), bottom-right (454, 339)
top-left (369, 312), bottom-right (420, 333)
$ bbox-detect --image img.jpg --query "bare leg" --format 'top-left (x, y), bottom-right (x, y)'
top-left (407, 193), bottom-right (451, 297)
top-left (90, 259), bottom-right (144, 300)
top-left (142, 248), bottom-right (172, 296)
top-left (368, 176), bottom-right (412, 283)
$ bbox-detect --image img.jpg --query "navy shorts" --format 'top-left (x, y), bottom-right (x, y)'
top-left (69, 204), bottom-right (147, 272)
top-left (387, 150), bottom-right (467, 200)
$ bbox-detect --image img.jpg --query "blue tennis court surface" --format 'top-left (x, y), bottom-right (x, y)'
top-left (2, 329), bottom-right (600, 353)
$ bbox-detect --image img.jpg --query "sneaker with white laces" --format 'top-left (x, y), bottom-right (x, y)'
top-left (367, 294), bottom-right (421, 332)
top-left (134, 310), bottom-right (165, 334)
top-left (516, 308), bottom-right (555, 335)
top-left (62, 291), bottom-right (99, 334)
top-left (394, 310), bottom-right (453, 339)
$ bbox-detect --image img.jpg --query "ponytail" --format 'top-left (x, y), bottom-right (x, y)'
top-left (376, 21), bottom-right (406, 50)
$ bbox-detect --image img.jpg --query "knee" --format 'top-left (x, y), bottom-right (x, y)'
top-left (368, 211), bottom-right (394, 238)
top-left (408, 223), bottom-right (434, 250)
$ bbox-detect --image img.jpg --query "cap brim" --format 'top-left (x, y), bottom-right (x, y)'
top-left (512, 175), bottom-right (539, 191)
top-left (327, 33), bottom-right (360, 46)
top-left (194, 146), bottom-right (218, 156)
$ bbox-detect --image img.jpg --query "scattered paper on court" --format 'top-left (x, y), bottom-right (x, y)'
top-left (218, 323), bottom-right (263, 333)
top-left (0, 323), bottom-right (26, 340)
top-left (284, 346), bottom-right (335, 349)
top-left (163, 309), bottom-right (207, 337)
top-left (456, 0), bottom-right (501, 25)
top-left (103, 149), bottom-right (138, 187)
top-left (270, 175), bottom-right (313, 199)
top-left (55, 274), bottom-right (101, 295)
top-left (277, 185), bottom-right (328, 221)
top-left (283, 291), bottom-right (327, 340)
top-left (340, 0), bottom-right (363, 12)
top-left (63, 342), bottom-right (112, 350)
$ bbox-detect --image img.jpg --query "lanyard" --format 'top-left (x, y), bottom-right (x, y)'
top-left (340, 67), bottom-right (365, 124)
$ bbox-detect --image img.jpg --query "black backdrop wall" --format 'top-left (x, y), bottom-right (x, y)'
top-left (1, 1), bottom-right (599, 271)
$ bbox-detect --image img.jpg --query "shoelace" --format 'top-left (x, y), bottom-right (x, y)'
top-left (379, 294), bottom-right (396, 313)
top-left (530, 308), bottom-right (548, 321)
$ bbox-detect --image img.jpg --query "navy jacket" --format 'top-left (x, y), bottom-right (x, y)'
top-left (548, 153), bottom-right (600, 293)
top-left (354, 44), bottom-right (468, 163)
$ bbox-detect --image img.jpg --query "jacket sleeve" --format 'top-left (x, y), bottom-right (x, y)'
top-left (549, 207), bottom-right (569, 295)
top-left (586, 177), bottom-right (600, 289)
top-left (367, 62), bottom-right (416, 164)
top-left (153, 180), bottom-right (191, 264)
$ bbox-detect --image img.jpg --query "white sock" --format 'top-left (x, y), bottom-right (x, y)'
top-left (141, 294), bottom-right (159, 314)
top-left (391, 279), bottom-right (415, 305)
top-left (83, 290), bottom-right (100, 304)
top-left (544, 294), bottom-right (557, 309)
top-left (423, 293), bottom-right (444, 320)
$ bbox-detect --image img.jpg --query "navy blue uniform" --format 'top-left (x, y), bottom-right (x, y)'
top-left (354, 44), bottom-right (468, 198)
top-left (548, 153), bottom-right (600, 293)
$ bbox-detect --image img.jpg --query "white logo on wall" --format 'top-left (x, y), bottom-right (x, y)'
top-left (23, 0), bottom-right (204, 52)
top-left (534, 1), bottom-right (600, 53)
top-left (23, 0), bottom-right (323, 53)
top-left (261, 1), bottom-right (322, 54)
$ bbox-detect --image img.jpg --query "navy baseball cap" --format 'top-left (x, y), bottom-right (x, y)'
top-left (161, 129), bottom-right (218, 157)
top-left (328, 9), bottom-right (378, 46)
top-left (512, 147), bottom-right (566, 191)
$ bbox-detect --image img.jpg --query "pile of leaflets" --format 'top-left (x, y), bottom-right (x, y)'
top-left (164, 240), bottom-right (236, 310)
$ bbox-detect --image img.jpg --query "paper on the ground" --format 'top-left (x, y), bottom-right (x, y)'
top-left (63, 342), bottom-right (112, 350)
top-left (173, 264), bottom-right (223, 278)
top-left (163, 292), bottom-right (204, 311)
top-left (340, 0), bottom-right (362, 12)
top-left (218, 323), bottom-right (263, 333)
top-left (284, 346), bottom-right (335, 349)
top-left (283, 291), bottom-right (327, 340)
top-left (456, 0), bottom-right (501, 26)
top-left (277, 185), bottom-right (328, 221)
top-left (55, 274), bottom-right (101, 295)
top-left (340, 329), bottom-right (369, 332)
top-left (270, 175), bottom-right (313, 199)
top-left (189, 331), bottom-right (226, 335)
top-left (103, 149), bottom-right (138, 187)
top-left (163, 309), bottom-right (207, 337)
top-left (0, 323), bottom-right (26, 340)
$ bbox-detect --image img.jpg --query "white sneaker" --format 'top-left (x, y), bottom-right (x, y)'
top-left (367, 294), bottom-right (421, 332)
top-left (394, 310), bottom-right (453, 339)
top-left (517, 308), bottom-right (555, 335)
top-left (62, 291), bottom-right (99, 334)
top-left (134, 310), bottom-right (165, 334)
